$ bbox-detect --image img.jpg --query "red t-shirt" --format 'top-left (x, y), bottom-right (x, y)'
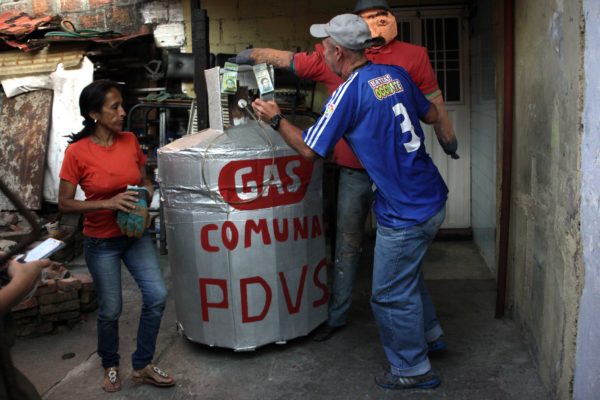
top-left (293, 43), bottom-right (344, 94)
top-left (292, 40), bottom-right (440, 169)
top-left (59, 132), bottom-right (147, 238)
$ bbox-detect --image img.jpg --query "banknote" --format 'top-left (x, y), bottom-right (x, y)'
top-left (253, 63), bottom-right (274, 96)
top-left (221, 61), bottom-right (238, 94)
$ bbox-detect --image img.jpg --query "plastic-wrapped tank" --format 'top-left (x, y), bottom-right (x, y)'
top-left (158, 117), bottom-right (327, 350)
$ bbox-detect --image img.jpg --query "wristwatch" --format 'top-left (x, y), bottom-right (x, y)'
top-left (270, 114), bottom-right (284, 131)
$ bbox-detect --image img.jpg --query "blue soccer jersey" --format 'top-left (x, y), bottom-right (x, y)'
top-left (303, 63), bottom-right (448, 228)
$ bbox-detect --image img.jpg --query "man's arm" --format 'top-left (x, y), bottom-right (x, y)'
top-left (430, 94), bottom-right (459, 159)
top-left (421, 102), bottom-right (439, 125)
top-left (277, 119), bottom-right (320, 161)
top-left (233, 45), bottom-right (342, 91)
top-left (232, 48), bottom-right (294, 69)
top-left (430, 94), bottom-right (455, 144)
top-left (252, 99), bottom-right (320, 162)
top-left (406, 45), bottom-right (460, 159)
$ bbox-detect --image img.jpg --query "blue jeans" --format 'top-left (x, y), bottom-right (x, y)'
top-left (84, 233), bottom-right (167, 370)
top-left (329, 167), bottom-right (374, 327)
top-left (371, 207), bottom-right (445, 377)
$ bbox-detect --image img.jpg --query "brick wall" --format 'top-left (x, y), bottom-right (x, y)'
top-left (199, 0), bottom-right (354, 109)
top-left (201, 0), bottom-right (462, 53)
top-left (0, 0), bottom-right (182, 35)
top-left (11, 271), bottom-right (97, 337)
top-left (202, 0), bottom-right (353, 54)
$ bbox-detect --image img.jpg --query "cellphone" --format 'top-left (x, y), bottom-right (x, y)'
top-left (18, 238), bottom-right (65, 263)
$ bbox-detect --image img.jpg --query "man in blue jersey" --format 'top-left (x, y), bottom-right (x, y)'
top-left (252, 13), bottom-right (447, 390)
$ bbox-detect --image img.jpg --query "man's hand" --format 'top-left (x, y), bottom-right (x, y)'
top-left (252, 99), bottom-right (281, 121)
top-left (252, 99), bottom-right (320, 162)
top-left (229, 49), bottom-right (294, 69)
top-left (429, 95), bottom-right (459, 159)
top-left (229, 49), bottom-right (255, 65)
top-left (438, 136), bottom-right (460, 159)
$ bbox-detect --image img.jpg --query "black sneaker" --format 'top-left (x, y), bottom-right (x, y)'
top-left (312, 324), bottom-right (340, 342)
top-left (427, 336), bottom-right (447, 353)
top-left (375, 370), bottom-right (441, 390)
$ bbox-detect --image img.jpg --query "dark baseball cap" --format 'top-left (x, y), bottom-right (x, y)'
top-left (354, 0), bottom-right (391, 14)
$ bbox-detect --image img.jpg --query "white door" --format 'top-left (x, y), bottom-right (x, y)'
top-left (395, 6), bottom-right (471, 229)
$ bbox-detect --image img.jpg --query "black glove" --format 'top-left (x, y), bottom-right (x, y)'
top-left (438, 136), bottom-right (460, 159)
top-left (228, 49), bottom-right (254, 65)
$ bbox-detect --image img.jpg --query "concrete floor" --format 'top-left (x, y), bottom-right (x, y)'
top-left (11, 239), bottom-right (549, 399)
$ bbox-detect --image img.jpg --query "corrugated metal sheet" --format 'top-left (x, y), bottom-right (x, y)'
top-left (0, 46), bottom-right (85, 79)
top-left (0, 89), bottom-right (53, 210)
top-left (0, 11), bottom-right (57, 51)
top-left (0, 11), bottom-right (54, 38)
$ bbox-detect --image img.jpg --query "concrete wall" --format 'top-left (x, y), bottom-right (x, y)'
top-left (508, 0), bottom-right (583, 398)
top-left (574, 1), bottom-right (600, 398)
top-left (201, 0), bottom-right (467, 54)
top-left (470, 0), bottom-right (497, 272)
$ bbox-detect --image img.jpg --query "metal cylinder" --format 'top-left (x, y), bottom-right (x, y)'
top-left (158, 121), bottom-right (327, 350)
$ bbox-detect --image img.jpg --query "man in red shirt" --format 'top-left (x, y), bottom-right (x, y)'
top-left (233, 0), bottom-right (458, 342)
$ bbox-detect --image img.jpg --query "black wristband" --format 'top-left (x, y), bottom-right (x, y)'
top-left (270, 114), bottom-right (284, 131)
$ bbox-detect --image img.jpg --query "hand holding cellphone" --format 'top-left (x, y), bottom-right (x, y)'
top-left (18, 238), bottom-right (65, 263)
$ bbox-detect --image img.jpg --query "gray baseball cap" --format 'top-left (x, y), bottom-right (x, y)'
top-left (310, 14), bottom-right (385, 50)
top-left (354, 0), bottom-right (391, 14)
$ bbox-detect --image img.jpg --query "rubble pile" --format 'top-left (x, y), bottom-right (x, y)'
top-left (0, 211), bottom-right (31, 243)
top-left (1, 211), bottom-right (94, 337)
top-left (10, 267), bottom-right (97, 337)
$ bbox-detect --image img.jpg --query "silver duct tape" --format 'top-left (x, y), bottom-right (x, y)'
top-left (159, 122), bottom-right (306, 210)
top-left (158, 121), bottom-right (327, 350)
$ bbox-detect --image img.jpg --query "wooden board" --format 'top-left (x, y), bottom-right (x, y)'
top-left (0, 89), bottom-right (53, 210)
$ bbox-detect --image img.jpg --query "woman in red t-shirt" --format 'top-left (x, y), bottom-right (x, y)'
top-left (58, 80), bottom-right (174, 392)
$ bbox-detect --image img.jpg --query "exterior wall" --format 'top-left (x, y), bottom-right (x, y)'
top-left (202, 0), bottom-right (467, 54)
top-left (202, 0), bottom-right (345, 55)
top-left (0, 0), bottom-right (182, 35)
top-left (508, 0), bottom-right (583, 398)
top-left (470, 0), bottom-right (497, 271)
top-left (574, 0), bottom-right (600, 398)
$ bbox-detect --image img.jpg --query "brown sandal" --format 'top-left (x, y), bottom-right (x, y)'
top-left (131, 363), bottom-right (175, 387)
top-left (102, 366), bottom-right (121, 392)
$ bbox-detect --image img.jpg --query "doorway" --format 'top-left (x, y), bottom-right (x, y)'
top-left (394, 6), bottom-right (471, 229)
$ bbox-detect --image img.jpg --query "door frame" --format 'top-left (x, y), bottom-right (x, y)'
top-left (393, 5), bottom-right (472, 230)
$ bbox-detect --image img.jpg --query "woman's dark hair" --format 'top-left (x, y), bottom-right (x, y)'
top-left (67, 79), bottom-right (122, 144)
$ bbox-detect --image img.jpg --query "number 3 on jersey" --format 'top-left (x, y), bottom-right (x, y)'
top-left (392, 103), bottom-right (421, 153)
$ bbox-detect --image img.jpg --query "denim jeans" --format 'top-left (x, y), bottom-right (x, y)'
top-left (371, 207), bottom-right (445, 377)
top-left (84, 233), bottom-right (167, 370)
top-left (329, 167), bottom-right (374, 327)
